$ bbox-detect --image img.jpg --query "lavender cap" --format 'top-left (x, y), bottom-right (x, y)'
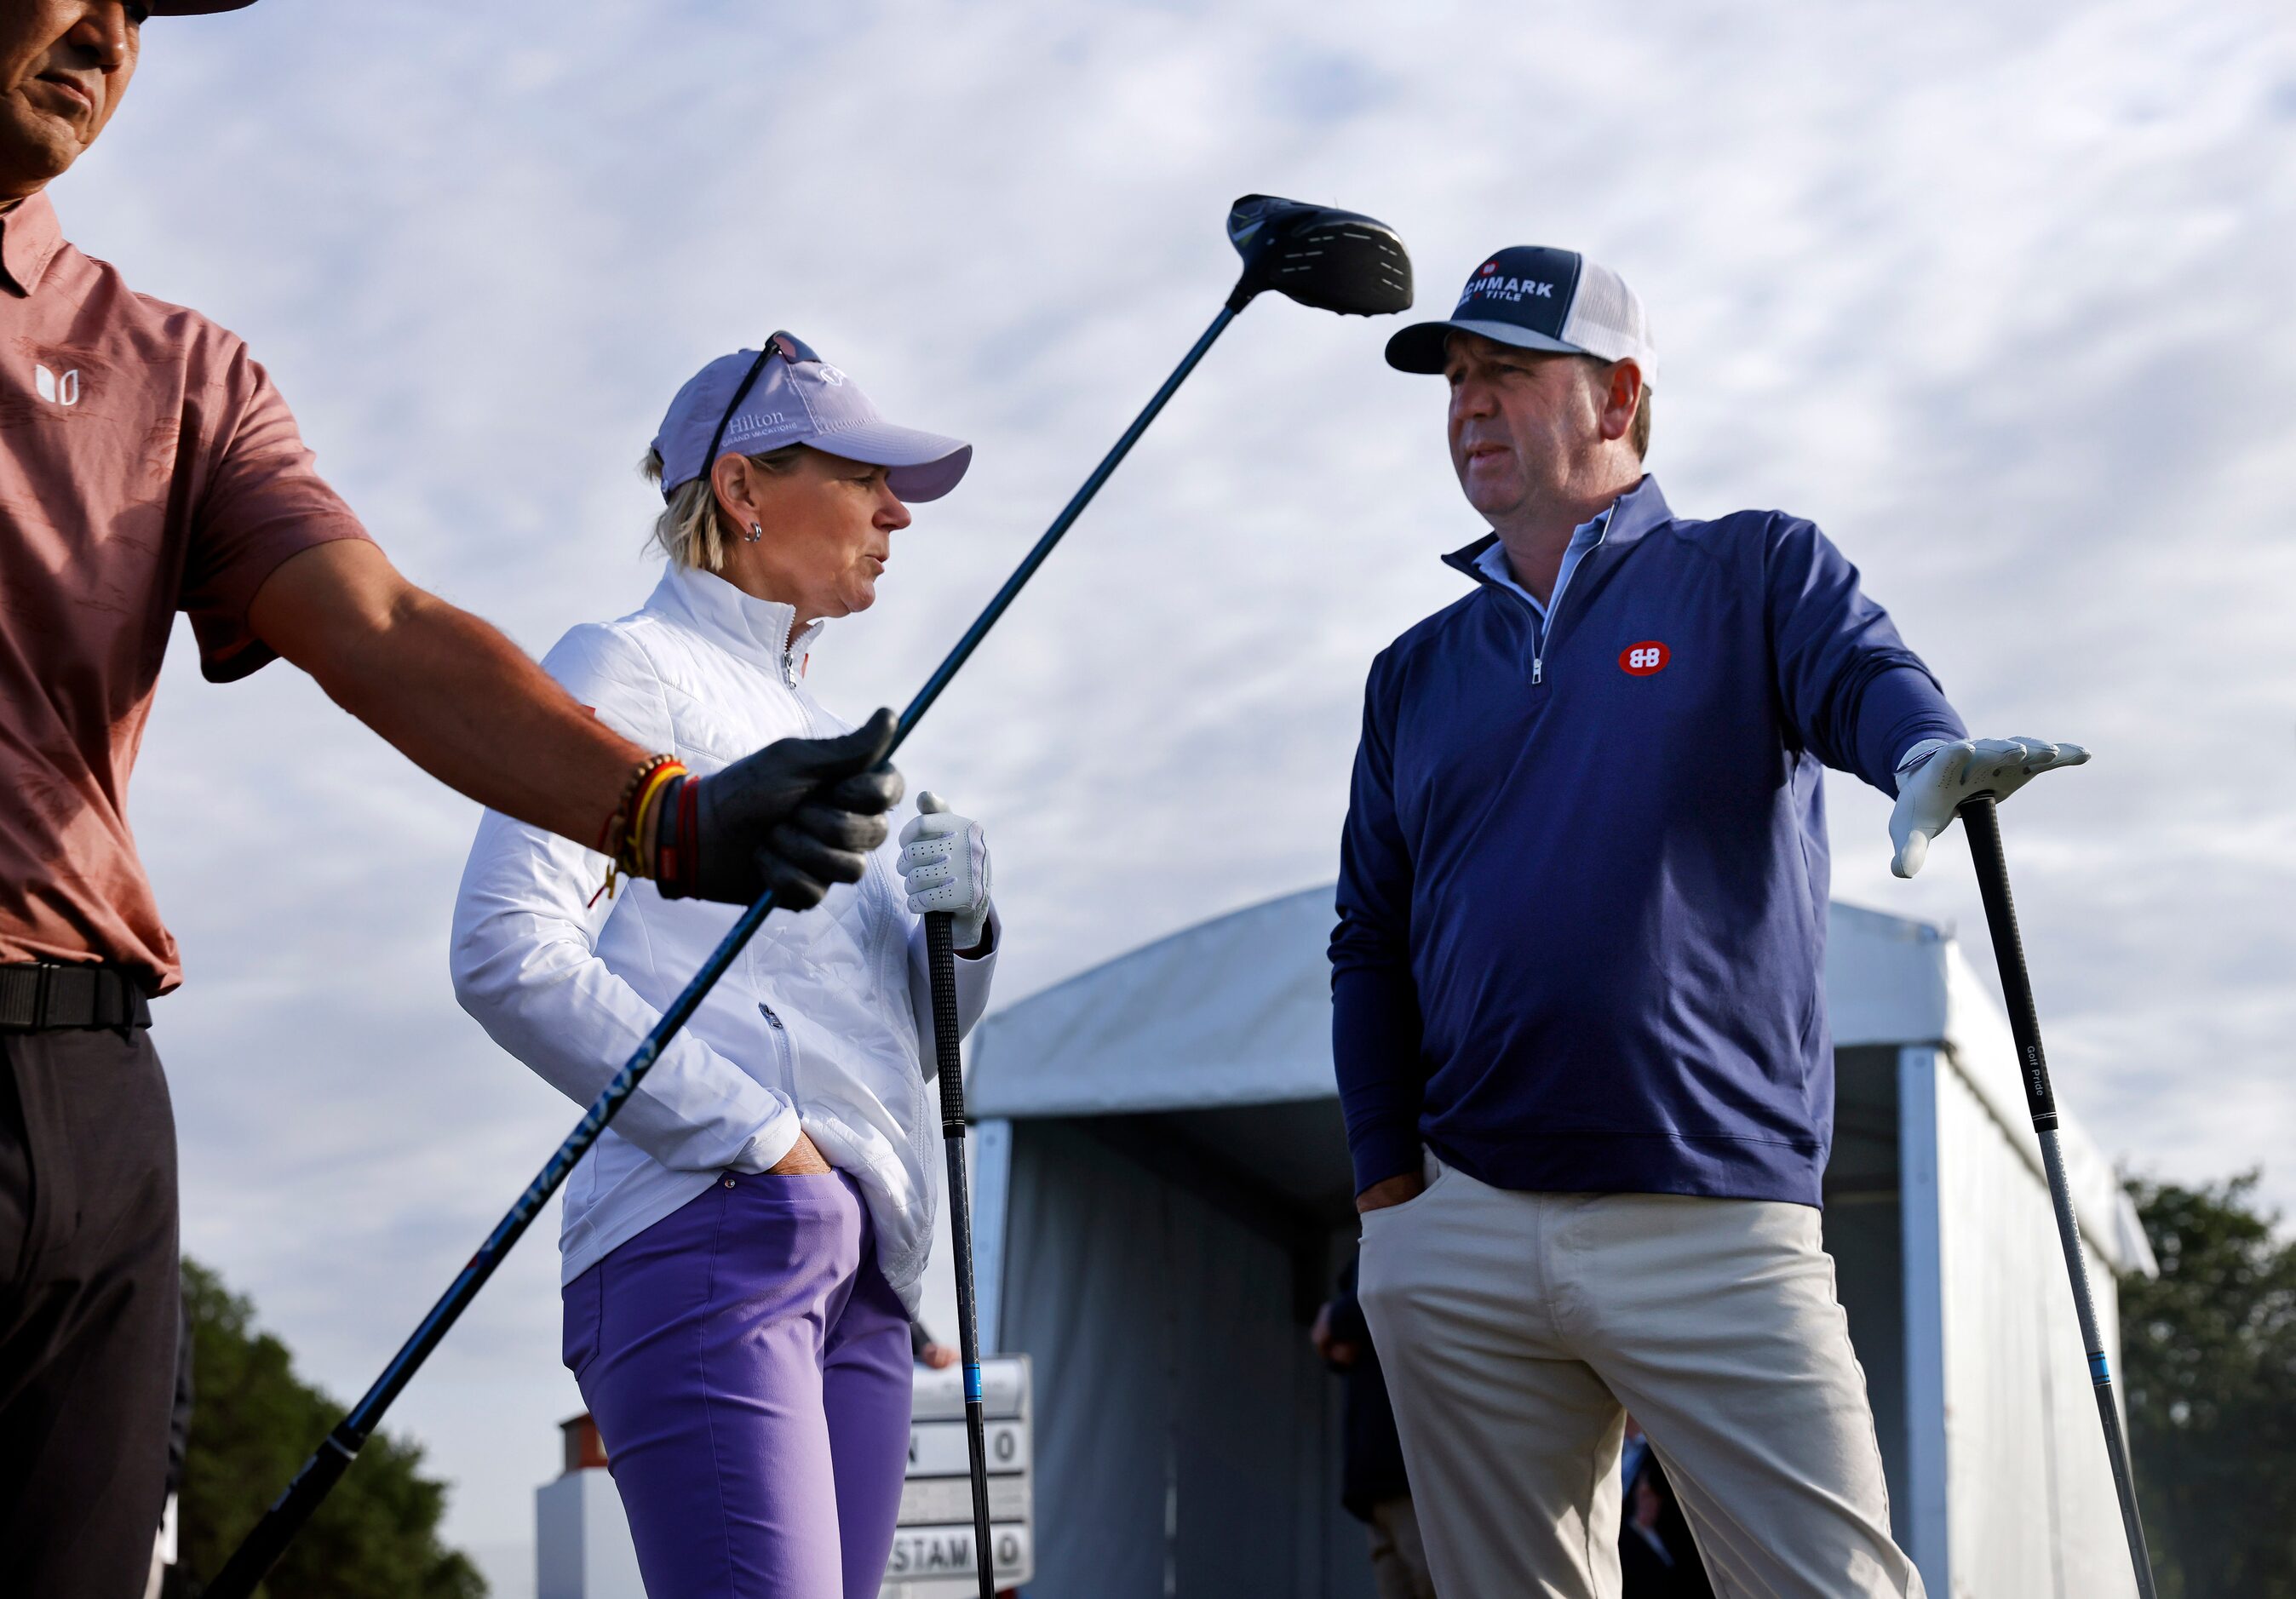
top-left (653, 344), bottom-right (973, 503)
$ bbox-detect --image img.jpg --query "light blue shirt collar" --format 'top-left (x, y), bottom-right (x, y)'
top-left (1471, 504), bottom-right (1615, 633)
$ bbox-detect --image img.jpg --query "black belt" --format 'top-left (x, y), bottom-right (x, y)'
top-left (0, 964), bottom-right (152, 1032)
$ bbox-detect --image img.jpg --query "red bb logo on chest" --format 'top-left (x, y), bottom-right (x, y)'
top-left (1619, 641), bottom-right (1670, 675)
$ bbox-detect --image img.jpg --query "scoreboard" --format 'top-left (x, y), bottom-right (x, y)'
top-left (879, 1355), bottom-right (1034, 1596)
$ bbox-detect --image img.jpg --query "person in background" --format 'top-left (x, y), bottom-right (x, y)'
top-left (1618, 1418), bottom-right (1712, 1598)
top-left (1314, 1256), bottom-right (1437, 1599)
top-left (0, 7), bottom-right (898, 1594)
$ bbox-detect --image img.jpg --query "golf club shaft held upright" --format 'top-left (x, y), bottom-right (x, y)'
top-left (210, 302), bottom-right (1248, 1599)
top-left (927, 911), bottom-right (998, 1597)
top-left (1959, 796), bottom-right (2159, 1599)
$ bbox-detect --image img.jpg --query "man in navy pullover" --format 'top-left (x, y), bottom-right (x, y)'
top-left (1334, 246), bottom-right (2086, 1599)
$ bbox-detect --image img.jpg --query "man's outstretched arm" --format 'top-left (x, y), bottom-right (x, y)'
top-left (246, 540), bottom-right (903, 907)
top-left (1757, 517), bottom-right (2088, 879)
top-left (249, 541), bottom-right (645, 845)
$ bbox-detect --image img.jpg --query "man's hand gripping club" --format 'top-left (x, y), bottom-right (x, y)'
top-left (664, 708), bottom-right (907, 908)
top-left (1888, 735), bottom-right (2089, 879)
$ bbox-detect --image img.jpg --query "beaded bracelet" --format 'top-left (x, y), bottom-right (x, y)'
top-left (592, 754), bottom-right (686, 905)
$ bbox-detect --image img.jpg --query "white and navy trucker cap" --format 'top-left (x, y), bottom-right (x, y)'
top-left (1385, 245), bottom-right (1657, 387)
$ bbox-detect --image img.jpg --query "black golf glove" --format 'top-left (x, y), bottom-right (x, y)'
top-left (661, 708), bottom-right (904, 908)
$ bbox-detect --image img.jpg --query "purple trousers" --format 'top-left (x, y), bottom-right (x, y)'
top-left (564, 1169), bottom-right (913, 1598)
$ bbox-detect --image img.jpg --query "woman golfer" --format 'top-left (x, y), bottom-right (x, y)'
top-left (451, 333), bottom-right (999, 1596)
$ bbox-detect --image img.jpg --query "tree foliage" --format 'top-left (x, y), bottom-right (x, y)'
top-left (2122, 1173), bottom-right (2296, 1599)
top-left (178, 1258), bottom-right (487, 1599)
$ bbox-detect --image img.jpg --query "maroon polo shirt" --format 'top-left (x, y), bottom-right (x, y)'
top-left (0, 190), bottom-right (372, 994)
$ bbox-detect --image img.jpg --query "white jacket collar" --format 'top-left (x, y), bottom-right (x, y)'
top-left (650, 562), bottom-right (827, 679)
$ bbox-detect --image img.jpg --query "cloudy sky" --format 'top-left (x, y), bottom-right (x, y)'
top-left (53, 0), bottom-right (2292, 1588)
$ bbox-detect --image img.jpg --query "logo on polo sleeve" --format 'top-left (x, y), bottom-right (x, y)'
top-left (1620, 641), bottom-right (1670, 675)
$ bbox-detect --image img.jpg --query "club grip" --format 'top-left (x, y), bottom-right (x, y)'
top-left (927, 913), bottom-right (966, 1129)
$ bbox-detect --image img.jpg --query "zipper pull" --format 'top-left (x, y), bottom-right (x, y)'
top-left (780, 653), bottom-right (798, 689)
top-left (1532, 656), bottom-right (1545, 685)
top-left (758, 1003), bottom-right (784, 1031)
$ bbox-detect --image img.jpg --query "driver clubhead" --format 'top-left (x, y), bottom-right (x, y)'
top-left (1225, 194), bottom-right (1414, 317)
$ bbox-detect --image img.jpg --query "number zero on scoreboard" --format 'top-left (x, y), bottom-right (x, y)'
top-left (1619, 640), bottom-right (1670, 676)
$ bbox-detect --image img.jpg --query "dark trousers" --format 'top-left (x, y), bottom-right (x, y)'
top-left (0, 1027), bottom-right (178, 1599)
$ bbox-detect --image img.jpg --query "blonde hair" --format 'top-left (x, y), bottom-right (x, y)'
top-left (640, 444), bottom-right (811, 572)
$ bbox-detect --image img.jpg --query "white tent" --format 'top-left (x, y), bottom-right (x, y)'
top-left (962, 887), bottom-right (2153, 1599)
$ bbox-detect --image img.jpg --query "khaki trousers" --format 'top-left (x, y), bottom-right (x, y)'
top-left (1357, 1157), bottom-right (1923, 1599)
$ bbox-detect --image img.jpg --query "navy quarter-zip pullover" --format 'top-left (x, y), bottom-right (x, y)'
top-left (1330, 476), bottom-right (1965, 1205)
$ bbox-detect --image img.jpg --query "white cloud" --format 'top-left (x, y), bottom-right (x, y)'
top-left (44, 0), bottom-right (2290, 1588)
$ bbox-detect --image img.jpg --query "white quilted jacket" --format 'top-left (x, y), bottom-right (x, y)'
top-left (450, 563), bottom-right (997, 1310)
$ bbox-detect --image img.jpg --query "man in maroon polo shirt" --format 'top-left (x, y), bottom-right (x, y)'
top-left (0, 5), bottom-right (905, 1591)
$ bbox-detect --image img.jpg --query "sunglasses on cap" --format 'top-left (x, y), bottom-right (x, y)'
top-left (697, 330), bottom-right (824, 490)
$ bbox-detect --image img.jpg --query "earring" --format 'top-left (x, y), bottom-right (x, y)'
top-left (745, 522), bottom-right (764, 543)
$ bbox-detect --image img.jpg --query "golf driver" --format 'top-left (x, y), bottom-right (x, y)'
top-left (1960, 795), bottom-right (2159, 1599)
top-left (209, 192), bottom-right (1412, 1596)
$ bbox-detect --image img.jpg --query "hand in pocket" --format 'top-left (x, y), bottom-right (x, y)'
top-left (768, 1132), bottom-right (833, 1176)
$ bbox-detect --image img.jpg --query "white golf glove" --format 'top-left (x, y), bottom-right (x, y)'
top-left (898, 792), bottom-right (992, 950)
top-left (1889, 736), bottom-right (2090, 879)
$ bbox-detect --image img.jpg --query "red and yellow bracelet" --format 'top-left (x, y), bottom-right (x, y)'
top-left (593, 754), bottom-right (687, 904)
